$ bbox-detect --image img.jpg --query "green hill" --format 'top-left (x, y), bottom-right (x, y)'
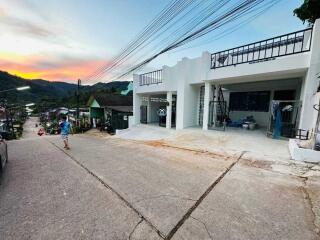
top-left (0, 71), bottom-right (131, 109)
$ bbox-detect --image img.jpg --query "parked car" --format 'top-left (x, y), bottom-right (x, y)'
top-left (0, 134), bottom-right (8, 175)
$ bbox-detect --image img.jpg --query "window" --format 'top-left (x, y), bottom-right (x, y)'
top-left (229, 91), bottom-right (270, 112)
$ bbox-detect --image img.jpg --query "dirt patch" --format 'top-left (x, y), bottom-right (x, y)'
top-left (144, 140), bottom-right (166, 148)
top-left (172, 133), bottom-right (231, 146)
top-left (239, 158), bottom-right (273, 171)
top-left (143, 140), bottom-right (236, 161)
top-left (85, 129), bottom-right (112, 139)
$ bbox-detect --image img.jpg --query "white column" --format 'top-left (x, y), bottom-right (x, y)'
top-left (203, 82), bottom-right (212, 130)
top-left (133, 74), bottom-right (142, 125)
top-left (176, 89), bottom-right (184, 130)
top-left (300, 19), bottom-right (320, 130)
top-left (147, 96), bottom-right (151, 124)
top-left (166, 91), bottom-right (173, 129)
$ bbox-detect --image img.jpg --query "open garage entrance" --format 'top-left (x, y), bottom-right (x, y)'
top-left (199, 78), bottom-right (303, 138)
top-left (139, 93), bottom-right (177, 128)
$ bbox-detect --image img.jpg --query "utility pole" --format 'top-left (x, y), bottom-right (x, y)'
top-left (77, 79), bottom-right (81, 127)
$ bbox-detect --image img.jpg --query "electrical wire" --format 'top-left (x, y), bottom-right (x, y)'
top-left (86, 0), bottom-right (282, 83)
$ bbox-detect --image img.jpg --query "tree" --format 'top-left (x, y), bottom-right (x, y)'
top-left (294, 0), bottom-right (320, 24)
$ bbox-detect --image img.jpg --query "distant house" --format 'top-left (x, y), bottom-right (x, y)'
top-left (87, 94), bottom-right (133, 131)
top-left (47, 107), bottom-right (69, 120)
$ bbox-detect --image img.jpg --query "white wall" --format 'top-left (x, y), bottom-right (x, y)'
top-left (133, 74), bottom-right (142, 125)
top-left (167, 56), bottom-right (204, 129)
top-left (134, 66), bottom-right (178, 94)
top-left (300, 19), bottom-right (320, 130)
top-left (133, 22), bottom-right (319, 131)
top-left (182, 84), bottom-right (200, 128)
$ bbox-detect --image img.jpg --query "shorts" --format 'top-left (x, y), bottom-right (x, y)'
top-left (61, 134), bottom-right (69, 140)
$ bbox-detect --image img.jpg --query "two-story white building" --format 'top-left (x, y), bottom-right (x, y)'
top-left (133, 19), bottom-right (320, 140)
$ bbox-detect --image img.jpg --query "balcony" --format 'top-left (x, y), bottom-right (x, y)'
top-left (139, 69), bottom-right (163, 86)
top-left (211, 28), bottom-right (313, 69)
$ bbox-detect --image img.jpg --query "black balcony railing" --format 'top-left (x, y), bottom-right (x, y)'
top-left (139, 70), bottom-right (163, 86)
top-left (211, 28), bottom-right (313, 69)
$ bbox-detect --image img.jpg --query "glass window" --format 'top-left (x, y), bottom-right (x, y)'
top-left (229, 91), bottom-right (270, 112)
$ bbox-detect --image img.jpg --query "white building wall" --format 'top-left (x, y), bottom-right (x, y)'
top-left (202, 82), bottom-right (212, 130)
top-left (162, 53), bottom-right (211, 129)
top-left (300, 19), bottom-right (320, 130)
top-left (133, 21), bottom-right (319, 132)
top-left (206, 54), bottom-right (309, 84)
top-left (133, 74), bottom-right (142, 125)
top-left (135, 65), bottom-right (178, 94)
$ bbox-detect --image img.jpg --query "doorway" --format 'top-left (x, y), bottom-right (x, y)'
top-left (140, 105), bottom-right (147, 124)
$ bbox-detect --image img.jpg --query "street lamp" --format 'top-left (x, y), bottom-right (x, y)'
top-left (25, 103), bottom-right (35, 107)
top-left (0, 85), bottom-right (31, 93)
top-left (17, 86), bottom-right (31, 91)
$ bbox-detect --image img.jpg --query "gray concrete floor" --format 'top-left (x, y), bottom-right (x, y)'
top-left (117, 124), bottom-right (291, 162)
top-left (1, 118), bottom-right (320, 239)
top-left (21, 117), bottom-right (41, 139)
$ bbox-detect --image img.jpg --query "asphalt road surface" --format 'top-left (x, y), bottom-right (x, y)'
top-left (0, 122), bottom-right (319, 239)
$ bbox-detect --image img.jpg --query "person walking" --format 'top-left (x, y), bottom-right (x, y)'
top-left (60, 115), bottom-right (71, 150)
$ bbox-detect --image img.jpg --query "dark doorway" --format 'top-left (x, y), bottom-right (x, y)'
top-left (140, 105), bottom-right (147, 124)
top-left (172, 95), bottom-right (177, 127)
top-left (271, 90), bottom-right (298, 138)
top-left (158, 94), bottom-right (177, 128)
top-left (158, 106), bottom-right (166, 127)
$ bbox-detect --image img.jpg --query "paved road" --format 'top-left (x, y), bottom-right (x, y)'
top-left (21, 117), bottom-right (41, 139)
top-left (1, 131), bottom-right (319, 239)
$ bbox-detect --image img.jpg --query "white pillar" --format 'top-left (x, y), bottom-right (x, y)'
top-left (166, 91), bottom-right (173, 129)
top-left (133, 74), bottom-right (142, 125)
top-left (300, 19), bottom-right (320, 130)
top-left (147, 96), bottom-right (151, 124)
top-left (176, 90), bottom-right (184, 130)
top-left (203, 82), bottom-right (212, 130)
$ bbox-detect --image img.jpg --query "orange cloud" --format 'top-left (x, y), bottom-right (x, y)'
top-left (0, 56), bottom-right (110, 83)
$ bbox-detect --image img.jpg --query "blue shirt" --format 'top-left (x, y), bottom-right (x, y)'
top-left (60, 121), bottom-right (71, 135)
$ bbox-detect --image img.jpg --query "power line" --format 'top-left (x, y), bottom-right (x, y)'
top-left (85, 0), bottom-right (193, 82)
top-left (87, 0), bottom-right (282, 83)
top-left (88, 0), bottom-right (229, 82)
top-left (112, 0), bottom-right (269, 80)
top-left (169, 0), bottom-right (280, 54)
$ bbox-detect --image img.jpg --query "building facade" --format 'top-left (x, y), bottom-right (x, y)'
top-left (88, 94), bottom-right (133, 131)
top-left (133, 19), bottom-right (320, 137)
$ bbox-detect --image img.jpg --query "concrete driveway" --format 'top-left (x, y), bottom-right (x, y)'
top-left (0, 133), bottom-right (319, 240)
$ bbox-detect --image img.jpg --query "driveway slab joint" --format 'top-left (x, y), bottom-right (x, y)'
top-left (190, 216), bottom-right (213, 240)
top-left (128, 218), bottom-right (144, 240)
top-left (47, 139), bottom-right (165, 239)
top-left (300, 176), bottom-right (320, 237)
top-left (164, 151), bottom-right (246, 240)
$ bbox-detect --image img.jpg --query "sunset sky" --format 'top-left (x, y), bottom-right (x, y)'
top-left (0, 0), bottom-right (305, 84)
